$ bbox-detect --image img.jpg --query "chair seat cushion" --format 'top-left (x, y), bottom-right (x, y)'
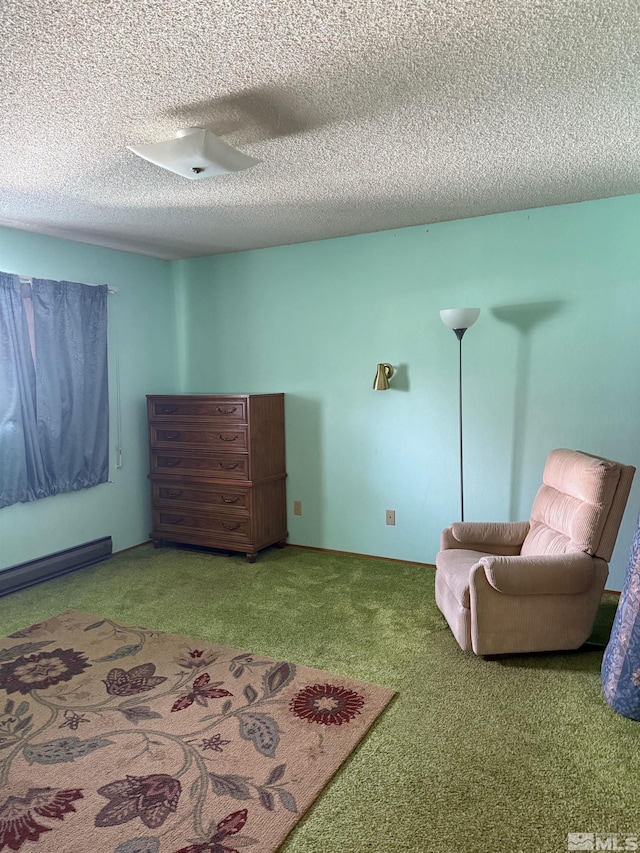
top-left (435, 549), bottom-right (489, 609)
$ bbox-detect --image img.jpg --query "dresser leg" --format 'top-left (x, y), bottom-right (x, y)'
top-left (276, 539), bottom-right (287, 549)
top-left (246, 553), bottom-right (257, 564)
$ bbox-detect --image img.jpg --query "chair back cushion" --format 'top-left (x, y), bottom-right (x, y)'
top-left (521, 449), bottom-right (622, 559)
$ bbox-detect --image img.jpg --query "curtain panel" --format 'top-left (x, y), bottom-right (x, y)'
top-left (0, 272), bottom-right (109, 509)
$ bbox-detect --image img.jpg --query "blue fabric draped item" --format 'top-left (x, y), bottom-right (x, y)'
top-left (601, 508), bottom-right (640, 720)
top-left (0, 272), bottom-right (109, 509)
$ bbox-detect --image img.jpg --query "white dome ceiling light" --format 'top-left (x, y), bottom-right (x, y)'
top-left (127, 127), bottom-right (260, 180)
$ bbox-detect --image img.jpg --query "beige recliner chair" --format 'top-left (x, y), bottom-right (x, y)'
top-left (435, 449), bottom-right (635, 656)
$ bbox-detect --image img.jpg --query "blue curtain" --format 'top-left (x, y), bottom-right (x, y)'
top-left (0, 274), bottom-right (42, 505)
top-left (0, 272), bottom-right (109, 508)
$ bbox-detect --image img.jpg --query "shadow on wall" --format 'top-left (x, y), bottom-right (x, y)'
top-left (491, 301), bottom-right (566, 519)
top-left (390, 363), bottom-right (410, 392)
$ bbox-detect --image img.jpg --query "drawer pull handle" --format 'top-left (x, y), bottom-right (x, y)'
top-left (163, 458), bottom-right (182, 468)
top-left (161, 431), bottom-right (181, 440)
top-left (219, 461), bottom-right (239, 470)
top-left (167, 490), bottom-right (183, 499)
top-left (216, 406), bottom-right (237, 414)
top-left (221, 522), bottom-right (241, 531)
top-left (218, 433), bottom-right (239, 442)
top-left (157, 405), bottom-right (178, 414)
top-left (165, 515), bottom-right (184, 524)
top-left (221, 495), bottom-right (241, 504)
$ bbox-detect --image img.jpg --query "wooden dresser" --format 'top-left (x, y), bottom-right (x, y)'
top-left (146, 394), bottom-right (287, 562)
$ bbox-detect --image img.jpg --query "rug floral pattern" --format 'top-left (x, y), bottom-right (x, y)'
top-left (0, 611), bottom-right (395, 852)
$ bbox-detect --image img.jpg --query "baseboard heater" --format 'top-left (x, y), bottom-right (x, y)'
top-left (0, 536), bottom-right (113, 598)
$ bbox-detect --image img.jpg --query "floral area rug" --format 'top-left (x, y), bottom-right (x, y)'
top-left (0, 611), bottom-right (395, 852)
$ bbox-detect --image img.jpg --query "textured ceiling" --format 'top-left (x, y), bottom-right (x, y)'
top-left (1, 0), bottom-right (639, 260)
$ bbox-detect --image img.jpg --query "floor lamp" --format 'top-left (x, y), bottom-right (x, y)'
top-left (440, 307), bottom-right (481, 521)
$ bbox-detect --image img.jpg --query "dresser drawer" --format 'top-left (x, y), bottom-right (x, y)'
top-left (153, 509), bottom-right (251, 543)
top-left (152, 481), bottom-right (250, 513)
top-left (149, 424), bottom-right (248, 451)
top-left (150, 451), bottom-right (249, 480)
top-left (148, 397), bottom-right (247, 423)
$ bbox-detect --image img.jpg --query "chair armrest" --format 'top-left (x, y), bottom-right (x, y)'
top-left (440, 521), bottom-right (530, 553)
top-left (479, 552), bottom-right (595, 595)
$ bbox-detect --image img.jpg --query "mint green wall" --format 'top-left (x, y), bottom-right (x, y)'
top-left (181, 195), bottom-right (640, 590)
top-left (2, 196), bottom-right (639, 590)
top-left (0, 227), bottom-right (179, 570)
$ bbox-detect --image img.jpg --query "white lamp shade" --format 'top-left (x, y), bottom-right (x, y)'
top-left (440, 307), bottom-right (481, 330)
top-left (128, 127), bottom-right (260, 180)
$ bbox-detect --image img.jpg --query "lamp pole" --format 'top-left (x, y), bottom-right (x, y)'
top-left (454, 328), bottom-right (466, 521)
top-left (440, 308), bottom-right (480, 522)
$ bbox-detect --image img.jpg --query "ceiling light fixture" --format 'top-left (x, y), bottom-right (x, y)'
top-left (127, 127), bottom-right (260, 180)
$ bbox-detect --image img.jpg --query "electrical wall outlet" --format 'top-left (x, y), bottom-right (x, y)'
top-left (386, 509), bottom-right (395, 526)
top-left (293, 500), bottom-right (302, 516)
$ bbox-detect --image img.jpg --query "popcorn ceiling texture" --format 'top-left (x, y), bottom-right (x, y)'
top-left (1, 0), bottom-right (639, 260)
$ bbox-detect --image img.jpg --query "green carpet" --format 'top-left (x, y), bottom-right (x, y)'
top-left (1, 543), bottom-right (639, 853)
